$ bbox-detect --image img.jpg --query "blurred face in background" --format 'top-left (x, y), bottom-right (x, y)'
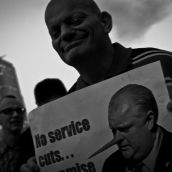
top-left (0, 97), bottom-right (25, 134)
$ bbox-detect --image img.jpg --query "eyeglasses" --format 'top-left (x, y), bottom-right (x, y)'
top-left (0, 107), bottom-right (26, 115)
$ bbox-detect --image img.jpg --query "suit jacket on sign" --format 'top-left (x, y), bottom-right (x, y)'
top-left (102, 126), bottom-right (172, 172)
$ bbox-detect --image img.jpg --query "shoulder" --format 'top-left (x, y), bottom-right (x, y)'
top-left (128, 47), bottom-right (172, 98)
top-left (67, 77), bottom-right (89, 94)
top-left (130, 47), bottom-right (172, 66)
top-left (19, 127), bottom-right (35, 153)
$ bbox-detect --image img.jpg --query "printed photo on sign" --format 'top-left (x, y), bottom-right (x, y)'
top-left (29, 62), bottom-right (171, 172)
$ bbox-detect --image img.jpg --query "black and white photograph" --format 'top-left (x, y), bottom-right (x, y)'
top-left (1, 0), bottom-right (172, 172)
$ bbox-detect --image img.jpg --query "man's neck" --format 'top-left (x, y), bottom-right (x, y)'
top-left (76, 44), bottom-right (115, 85)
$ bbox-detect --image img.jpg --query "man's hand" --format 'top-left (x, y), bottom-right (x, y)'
top-left (167, 100), bottom-right (172, 112)
top-left (20, 157), bottom-right (40, 172)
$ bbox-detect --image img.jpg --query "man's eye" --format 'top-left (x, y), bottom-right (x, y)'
top-left (119, 127), bottom-right (130, 133)
top-left (70, 15), bottom-right (85, 25)
top-left (71, 18), bottom-right (81, 25)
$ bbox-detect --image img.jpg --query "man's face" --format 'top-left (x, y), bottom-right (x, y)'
top-left (0, 98), bottom-right (25, 134)
top-left (45, 0), bottom-right (109, 67)
top-left (108, 99), bottom-right (153, 163)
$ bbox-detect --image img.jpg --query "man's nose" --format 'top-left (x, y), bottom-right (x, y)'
top-left (115, 130), bottom-right (124, 143)
top-left (61, 24), bottom-right (75, 41)
top-left (12, 110), bottom-right (20, 117)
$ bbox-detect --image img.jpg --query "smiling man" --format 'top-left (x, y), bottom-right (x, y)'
top-left (44, 0), bottom-right (172, 96)
top-left (45, 0), bottom-right (103, 63)
top-left (44, 0), bottom-right (114, 85)
top-left (102, 84), bottom-right (172, 172)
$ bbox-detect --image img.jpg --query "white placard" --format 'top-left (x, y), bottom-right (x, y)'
top-left (29, 61), bottom-right (170, 172)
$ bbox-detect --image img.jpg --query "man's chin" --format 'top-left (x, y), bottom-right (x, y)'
top-left (121, 150), bottom-right (133, 160)
top-left (10, 126), bottom-right (23, 133)
top-left (63, 51), bottom-right (82, 66)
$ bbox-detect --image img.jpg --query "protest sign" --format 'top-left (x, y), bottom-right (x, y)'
top-left (29, 61), bottom-right (170, 172)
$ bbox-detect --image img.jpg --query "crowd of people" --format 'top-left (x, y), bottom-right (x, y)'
top-left (1, 0), bottom-right (172, 171)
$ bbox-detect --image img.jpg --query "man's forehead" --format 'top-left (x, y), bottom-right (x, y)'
top-left (45, 0), bottom-right (78, 22)
top-left (109, 95), bottom-right (138, 119)
top-left (108, 102), bottom-right (138, 129)
top-left (45, 0), bottom-right (96, 19)
top-left (109, 103), bottom-right (130, 118)
top-left (120, 103), bottom-right (130, 114)
top-left (47, 0), bottom-right (94, 7)
top-left (46, 0), bottom-right (88, 12)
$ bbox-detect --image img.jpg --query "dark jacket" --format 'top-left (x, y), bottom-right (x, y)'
top-left (68, 43), bottom-right (172, 98)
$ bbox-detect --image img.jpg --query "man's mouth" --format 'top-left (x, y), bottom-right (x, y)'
top-left (119, 145), bottom-right (129, 150)
top-left (10, 120), bottom-right (23, 126)
top-left (63, 39), bottom-right (83, 53)
top-left (61, 31), bottom-right (88, 53)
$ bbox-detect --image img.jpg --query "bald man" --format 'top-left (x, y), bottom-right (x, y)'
top-left (44, 0), bottom-right (172, 98)
top-left (102, 84), bottom-right (172, 172)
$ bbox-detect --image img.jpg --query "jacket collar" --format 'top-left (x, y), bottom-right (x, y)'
top-left (73, 43), bottom-right (132, 91)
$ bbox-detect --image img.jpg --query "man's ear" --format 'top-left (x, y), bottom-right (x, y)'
top-left (100, 11), bottom-right (112, 33)
top-left (146, 110), bottom-right (155, 131)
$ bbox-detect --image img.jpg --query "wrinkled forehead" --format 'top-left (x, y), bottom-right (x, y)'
top-left (108, 101), bottom-right (138, 129)
top-left (109, 102), bottom-right (130, 119)
top-left (108, 95), bottom-right (137, 119)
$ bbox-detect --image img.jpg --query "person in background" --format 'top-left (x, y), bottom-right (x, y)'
top-left (20, 0), bottom-right (172, 171)
top-left (0, 58), bottom-right (34, 172)
top-left (102, 84), bottom-right (172, 172)
top-left (19, 78), bottom-right (67, 172)
top-left (0, 95), bottom-right (28, 172)
top-left (34, 78), bottom-right (67, 106)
